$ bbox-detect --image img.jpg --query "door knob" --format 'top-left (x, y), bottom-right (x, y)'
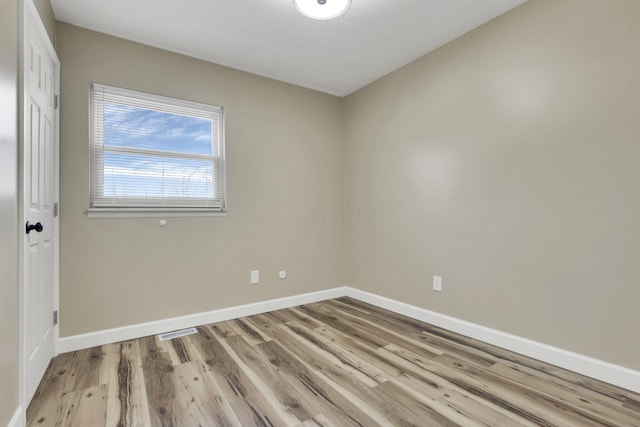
top-left (26, 222), bottom-right (43, 234)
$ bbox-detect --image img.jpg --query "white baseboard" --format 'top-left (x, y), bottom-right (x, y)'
top-left (344, 287), bottom-right (640, 393)
top-left (58, 285), bottom-right (640, 394)
top-left (7, 406), bottom-right (24, 427)
top-left (58, 287), bottom-right (347, 353)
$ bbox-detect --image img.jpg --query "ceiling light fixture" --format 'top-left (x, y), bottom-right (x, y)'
top-left (293, 0), bottom-right (351, 20)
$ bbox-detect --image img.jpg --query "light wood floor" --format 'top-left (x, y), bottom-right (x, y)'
top-left (28, 297), bottom-right (640, 426)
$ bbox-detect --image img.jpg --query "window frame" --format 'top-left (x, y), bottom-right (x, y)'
top-left (88, 83), bottom-right (226, 218)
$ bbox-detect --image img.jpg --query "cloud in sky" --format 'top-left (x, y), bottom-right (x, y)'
top-left (104, 102), bottom-right (213, 155)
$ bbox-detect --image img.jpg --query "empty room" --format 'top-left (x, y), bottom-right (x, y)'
top-left (2, 0), bottom-right (640, 425)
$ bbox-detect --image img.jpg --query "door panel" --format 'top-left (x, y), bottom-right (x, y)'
top-left (29, 102), bottom-right (39, 206)
top-left (22, 2), bottom-right (58, 403)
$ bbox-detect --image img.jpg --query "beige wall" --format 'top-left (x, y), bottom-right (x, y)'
top-left (57, 23), bottom-right (345, 337)
top-left (0, 0), bottom-right (19, 423)
top-left (344, 0), bottom-right (640, 370)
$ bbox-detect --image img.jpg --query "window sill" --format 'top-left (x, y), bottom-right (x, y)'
top-left (87, 208), bottom-right (227, 219)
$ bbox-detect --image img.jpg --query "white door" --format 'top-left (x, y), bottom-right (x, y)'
top-left (21, 0), bottom-right (59, 404)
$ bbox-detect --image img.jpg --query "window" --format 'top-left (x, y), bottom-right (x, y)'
top-left (89, 83), bottom-right (225, 217)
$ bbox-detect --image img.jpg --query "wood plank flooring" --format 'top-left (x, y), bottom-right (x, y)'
top-left (27, 297), bottom-right (640, 426)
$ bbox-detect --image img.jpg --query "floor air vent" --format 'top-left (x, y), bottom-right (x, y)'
top-left (157, 327), bottom-right (198, 341)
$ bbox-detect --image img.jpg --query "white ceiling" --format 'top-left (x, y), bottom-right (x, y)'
top-left (51, 0), bottom-right (527, 96)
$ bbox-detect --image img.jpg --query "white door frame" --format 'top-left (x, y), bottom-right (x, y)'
top-left (18, 0), bottom-right (60, 410)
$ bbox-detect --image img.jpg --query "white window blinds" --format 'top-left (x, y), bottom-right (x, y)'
top-left (89, 83), bottom-right (225, 213)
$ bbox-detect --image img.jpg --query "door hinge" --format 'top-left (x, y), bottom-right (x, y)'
top-left (53, 202), bottom-right (59, 218)
top-left (54, 94), bottom-right (59, 109)
top-left (53, 310), bottom-right (58, 326)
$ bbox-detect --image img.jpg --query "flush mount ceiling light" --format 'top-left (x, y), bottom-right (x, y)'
top-left (294, 0), bottom-right (351, 20)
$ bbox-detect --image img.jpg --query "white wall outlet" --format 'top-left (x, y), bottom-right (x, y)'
top-left (251, 270), bottom-right (260, 285)
top-left (433, 276), bottom-right (442, 292)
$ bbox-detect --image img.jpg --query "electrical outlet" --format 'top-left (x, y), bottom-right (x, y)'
top-left (433, 276), bottom-right (442, 292)
top-left (251, 270), bottom-right (260, 284)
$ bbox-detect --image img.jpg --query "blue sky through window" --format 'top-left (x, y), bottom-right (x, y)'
top-left (103, 103), bottom-right (215, 199)
top-left (104, 102), bottom-right (213, 154)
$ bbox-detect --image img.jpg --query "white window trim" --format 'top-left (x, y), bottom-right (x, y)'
top-left (88, 83), bottom-right (227, 218)
top-left (87, 208), bottom-right (227, 219)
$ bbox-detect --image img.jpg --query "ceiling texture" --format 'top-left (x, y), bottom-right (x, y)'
top-left (51, 0), bottom-right (527, 96)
